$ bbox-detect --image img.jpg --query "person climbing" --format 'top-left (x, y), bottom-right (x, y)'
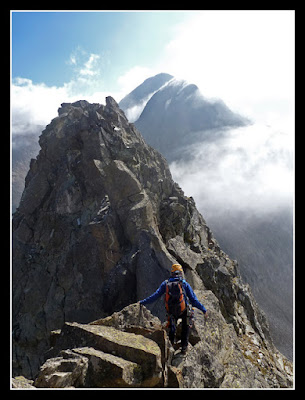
top-left (139, 264), bottom-right (208, 354)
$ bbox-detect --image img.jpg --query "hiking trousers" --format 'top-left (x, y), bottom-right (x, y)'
top-left (168, 309), bottom-right (189, 349)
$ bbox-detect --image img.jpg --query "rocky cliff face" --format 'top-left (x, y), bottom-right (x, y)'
top-left (12, 97), bottom-right (293, 387)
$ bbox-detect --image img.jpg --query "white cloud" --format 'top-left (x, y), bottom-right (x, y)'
top-left (11, 78), bottom-right (68, 133)
top-left (117, 66), bottom-right (156, 99)
top-left (11, 74), bottom-right (125, 140)
top-left (157, 10), bottom-right (294, 124)
top-left (11, 61), bottom-right (155, 141)
top-left (12, 49), bottom-right (120, 139)
top-left (170, 123), bottom-right (294, 218)
top-left (79, 53), bottom-right (100, 76)
top-left (159, 12), bottom-right (294, 218)
top-left (68, 54), bottom-right (77, 66)
top-left (124, 102), bottom-right (147, 123)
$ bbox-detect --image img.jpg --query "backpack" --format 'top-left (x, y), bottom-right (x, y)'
top-left (165, 279), bottom-right (186, 318)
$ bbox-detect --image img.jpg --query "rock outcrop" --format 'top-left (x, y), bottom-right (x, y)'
top-left (12, 97), bottom-right (293, 387)
top-left (21, 303), bottom-right (292, 388)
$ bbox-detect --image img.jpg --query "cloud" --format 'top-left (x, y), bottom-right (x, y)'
top-left (124, 101), bottom-right (147, 123)
top-left (69, 55), bottom-right (77, 65)
top-left (117, 66), bottom-right (156, 98)
top-left (12, 78), bottom-right (68, 134)
top-left (66, 46), bottom-right (84, 66)
top-left (11, 60), bottom-right (155, 140)
top-left (170, 123), bottom-right (293, 219)
top-left (11, 49), bottom-right (122, 140)
top-left (155, 11), bottom-right (295, 220)
top-left (157, 11), bottom-right (294, 125)
top-left (11, 76), bottom-right (125, 142)
top-left (64, 49), bottom-right (105, 96)
top-left (79, 53), bottom-right (100, 76)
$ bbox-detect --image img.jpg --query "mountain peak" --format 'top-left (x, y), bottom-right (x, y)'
top-left (119, 73), bottom-right (174, 118)
top-left (105, 95), bottom-right (119, 108)
top-left (119, 74), bottom-right (249, 160)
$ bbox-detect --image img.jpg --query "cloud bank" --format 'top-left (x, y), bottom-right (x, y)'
top-left (170, 123), bottom-right (294, 220)
top-left (157, 11), bottom-right (294, 124)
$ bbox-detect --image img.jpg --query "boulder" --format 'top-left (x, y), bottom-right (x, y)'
top-left (35, 347), bottom-right (143, 388)
top-left (72, 347), bottom-right (142, 387)
top-left (34, 350), bottom-right (88, 388)
top-left (47, 318), bottom-right (162, 387)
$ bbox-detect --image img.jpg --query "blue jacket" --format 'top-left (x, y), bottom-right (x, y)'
top-left (140, 277), bottom-right (207, 314)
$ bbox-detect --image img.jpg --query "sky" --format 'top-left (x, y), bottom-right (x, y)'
top-left (12, 10), bottom-right (295, 126)
top-left (11, 10), bottom-right (295, 217)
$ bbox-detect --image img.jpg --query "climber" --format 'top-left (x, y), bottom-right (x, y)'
top-left (139, 264), bottom-right (207, 354)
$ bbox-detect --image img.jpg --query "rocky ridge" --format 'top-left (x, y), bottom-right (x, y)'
top-left (14, 303), bottom-right (293, 388)
top-left (12, 97), bottom-right (293, 387)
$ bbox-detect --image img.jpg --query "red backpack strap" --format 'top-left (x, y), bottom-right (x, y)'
top-left (165, 280), bottom-right (169, 312)
top-left (178, 281), bottom-right (186, 313)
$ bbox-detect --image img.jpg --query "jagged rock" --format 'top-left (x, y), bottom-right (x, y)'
top-left (34, 305), bottom-right (164, 388)
top-left (90, 302), bottom-right (162, 331)
top-left (11, 376), bottom-right (36, 388)
top-left (90, 303), bottom-right (169, 386)
top-left (12, 97), bottom-right (293, 387)
top-left (36, 347), bottom-right (143, 388)
top-left (48, 320), bottom-right (162, 387)
top-left (30, 302), bottom-right (292, 388)
top-left (167, 365), bottom-right (184, 388)
top-left (34, 350), bottom-right (88, 388)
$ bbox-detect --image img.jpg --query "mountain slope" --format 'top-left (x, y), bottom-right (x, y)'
top-left (210, 208), bottom-right (293, 359)
top-left (119, 72), bottom-right (173, 118)
top-left (12, 97), bottom-right (292, 386)
top-left (119, 75), bottom-right (249, 161)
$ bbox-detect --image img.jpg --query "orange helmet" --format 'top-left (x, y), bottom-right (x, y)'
top-left (171, 264), bottom-right (183, 274)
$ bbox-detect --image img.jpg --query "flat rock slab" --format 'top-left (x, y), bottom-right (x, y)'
top-left (59, 322), bottom-right (162, 385)
top-left (72, 347), bottom-right (142, 387)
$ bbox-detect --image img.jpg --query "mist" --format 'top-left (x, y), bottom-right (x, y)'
top-left (169, 123), bottom-right (293, 220)
top-left (124, 93), bottom-right (155, 123)
top-left (169, 121), bottom-right (294, 359)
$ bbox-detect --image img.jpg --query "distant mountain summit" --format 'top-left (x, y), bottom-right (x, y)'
top-left (119, 73), bottom-right (249, 161)
top-left (119, 72), bottom-right (173, 115)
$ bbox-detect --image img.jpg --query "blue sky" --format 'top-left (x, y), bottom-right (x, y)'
top-left (12, 11), bottom-right (188, 90)
top-left (12, 10), bottom-right (294, 131)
